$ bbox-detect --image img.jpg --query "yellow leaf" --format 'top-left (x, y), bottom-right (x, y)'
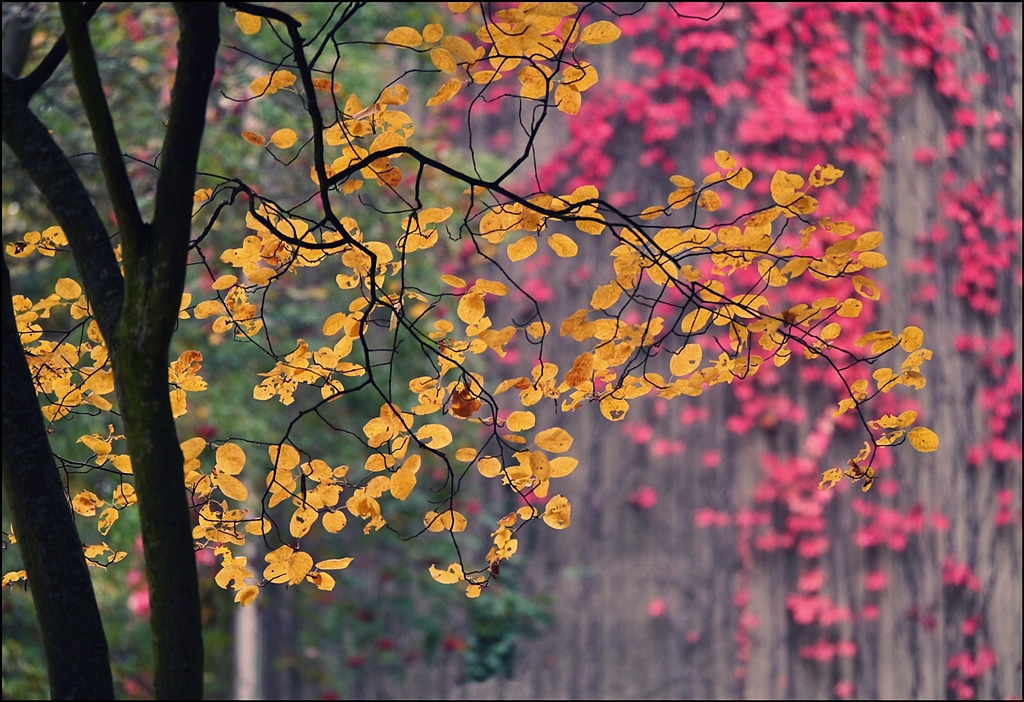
top-left (241, 131), bottom-right (266, 146)
top-left (478, 457), bottom-right (502, 478)
top-left (322, 311), bottom-right (348, 336)
top-left (416, 424), bottom-right (453, 449)
top-left (507, 235), bottom-right (537, 262)
top-left (385, 26), bottom-right (423, 48)
top-left (430, 47), bottom-right (458, 73)
top-left (390, 456), bottom-right (420, 500)
top-left (854, 231), bottom-right (883, 251)
top-left (728, 167), bottom-right (753, 190)
top-left (858, 251), bottom-right (888, 268)
top-left (836, 299), bottom-right (862, 318)
top-left (270, 128), bottom-right (298, 149)
top-left (234, 11), bottom-right (261, 34)
top-left (270, 70), bottom-right (296, 90)
top-left (471, 67), bottom-right (503, 82)
top-left (289, 504), bottom-right (317, 538)
top-left (579, 20), bottom-right (621, 45)
top-left (212, 274), bottom-right (237, 290)
top-left (97, 507), bottom-right (118, 535)
top-left (770, 170), bottom-right (804, 206)
top-left (564, 352), bottom-right (593, 388)
top-left (72, 490), bottom-right (103, 516)
top-left (600, 396), bottom-right (629, 421)
top-left (112, 484), bottom-right (136, 508)
top-left (447, 2), bottom-right (472, 12)
top-left (455, 447), bottom-right (477, 462)
top-left (907, 427), bottom-right (939, 452)
top-left (423, 22), bottom-right (444, 42)
top-left (285, 551), bottom-right (314, 585)
top-left (55, 278), bottom-right (82, 300)
top-left (195, 299), bottom-right (225, 319)
top-left (900, 326), bottom-right (924, 352)
top-left (215, 442), bottom-right (246, 475)
top-left (429, 563), bottom-right (465, 584)
top-left (2, 570), bottom-right (28, 588)
top-left (316, 558), bottom-right (354, 571)
top-left (235, 586), bottom-right (259, 606)
top-left (697, 190), bottom-right (721, 211)
top-left (680, 308), bottom-right (712, 334)
top-left (714, 150), bottom-right (737, 169)
top-left (381, 84), bottom-right (409, 106)
top-left (322, 510), bottom-right (348, 533)
top-left (245, 517), bottom-right (271, 535)
top-left (100, 453), bottom-right (128, 475)
top-left (527, 321), bottom-right (550, 339)
top-left (441, 35), bottom-right (477, 64)
top-left (590, 282), bottom-right (621, 310)
top-left (821, 322), bottom-right (842, 341)
top-left (809, 164), bottom-right (845, 186)
top-left (555, 83), bottom-right (581, 114)
top-left (475, 278), bottom-right (509, 296)
top-left (466, 584), bottom-right (482, 598)
top-left (818, 467), bottom-right (842, 490)
top-left (78, 434), bottom-right (112, 456)
top-left (542, 494), bottom-right (571, 529)
top-left (193, 188), bottom-right (212, 202)
top-left (216, 472), bottom-right (249, 502)
top-left (534, 427), bottom-right (573, 453)
top-left (312, 78), bottom-right (342, 93)
top-left (669, 343), bottom-right (702, 377)
top-left (852, 275), bottom-right (881, 301)
top-left (457, 292), bottom-right (485, 324)
top-left (549, 456), bottom-right (578, 478)
top-left (506, 411), bottom-right (536, 432)
top-left (269, 443), bottom-right (301, 471)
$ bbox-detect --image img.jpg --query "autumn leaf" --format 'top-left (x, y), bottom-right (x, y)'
top-left (270, 129), bottom-right (298, 148)
top-left (579, 21), bottom-right (621, 45)
top-left (535, 427), bottom-right (573, 453)
top-left (543, 495), bottom-right (571, 529)
top-left (316, 558), bottom-right (353, 571)
top-left (429, 562), bottom-right (465, 584)
top-left (907, 427), bottom-right (939, 452)
top-left (385, 26), bottom-right (422, 48)
top-left (234, 11), bottom-right (261, 35)
top-left (670, 344), bottom-right (702, 377)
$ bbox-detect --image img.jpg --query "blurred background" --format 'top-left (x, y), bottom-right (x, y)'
top-left (3, 3), bottom-right (1020, 699)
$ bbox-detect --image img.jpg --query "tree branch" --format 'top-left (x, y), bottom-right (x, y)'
top-left (148, 2), bottom-right (220, 310)
top-left (60, 1), bottom-right (145, 241)
top-left (1, 74), bottom-right (123, 340)
top-left (18, 1), bottom-right (101, 99)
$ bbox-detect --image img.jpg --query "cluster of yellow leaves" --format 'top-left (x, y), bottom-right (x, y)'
top-left (318, 88), bottom-right (415, 191)
top-left (819, 328), bottom-right (937, 491)
top-left (8, 276), bottom-right (117, 422)
top-left (213, 543), bottom-right (353, 607)
top-left (182, 439), bottom-right (355, 605)
top-left (168, 350), bottom-right (207, 418)
top-left (70, 437), bottom-right (137, 538)
top-left (383, 3), bottom-right (617, 115)
top-left (252, 338), bottom-right (365, 405)
top-left (5, 225), bottom-right (68, 258)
